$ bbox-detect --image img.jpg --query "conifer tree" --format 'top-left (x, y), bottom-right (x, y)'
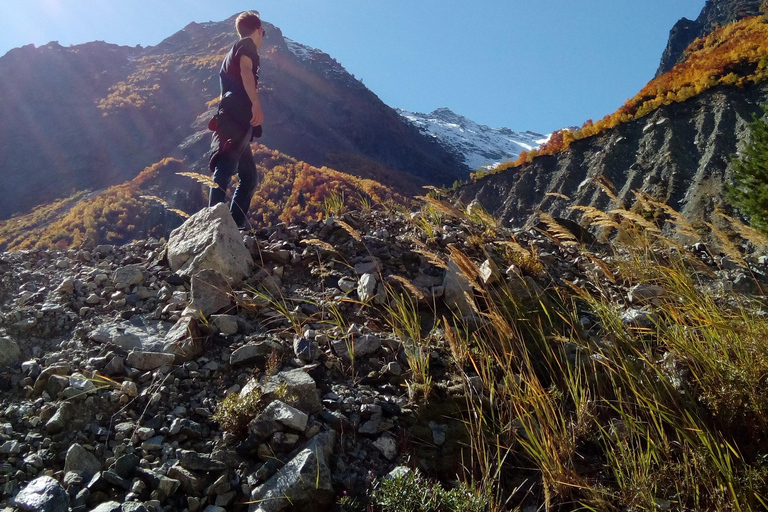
top-left (728, 106), bottom-right (768, 233)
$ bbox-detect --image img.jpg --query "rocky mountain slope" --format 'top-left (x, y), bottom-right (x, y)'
top-left (656, 0), bottom-right (764, 76)
top-left (396, 108), bottom-right (548, 171)
top-left (1, 193), bottom-right (766, 511)
top-left (0, 16), bottom-right (467, 221)
top-left (456, 82), bottom-right (768, 228)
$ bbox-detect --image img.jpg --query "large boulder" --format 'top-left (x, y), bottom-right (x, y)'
top-left (14, 476), bottom-right (69, 512)
top-left (249, 432), bottom-right (335, 512)
top-left (167, 203), bottom-right (253, 282)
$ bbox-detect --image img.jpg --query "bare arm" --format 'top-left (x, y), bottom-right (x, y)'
top-left (240, 55), bottom-right (264, 126)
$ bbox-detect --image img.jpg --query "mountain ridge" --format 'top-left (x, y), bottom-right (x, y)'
top-left (0, 15), bottom-right (467, 220)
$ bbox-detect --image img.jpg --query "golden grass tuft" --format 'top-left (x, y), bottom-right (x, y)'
top-left (176, 172), bottom-right (220, 189)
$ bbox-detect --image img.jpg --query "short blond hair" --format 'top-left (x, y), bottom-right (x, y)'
top-left (236, 11), bottom-right (262, 38)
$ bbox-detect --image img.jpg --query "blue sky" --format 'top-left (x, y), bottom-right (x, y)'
top-left (0, 0), bottom-right (705, 133)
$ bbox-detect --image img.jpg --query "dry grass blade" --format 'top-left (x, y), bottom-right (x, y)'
top-left (447, 245), bottom-right (482, 290)
top-left (634, 191), bottom-right (698, 239)
top-left (538, 211), bottom-right (579, 246)
top-left (717, 211), bottom-right (768, 250)
top-left (413, 248), bottom-right (448, 270)
top-left (584, 252), bottom-right (616, 283)
top-left (301, 238), bottom-right (336, 252)
top-left (389, 275), bottom-right (425, 301)
top-left (443, 316), bottom-right (467, 365)
top-left (335, 220), bottom-right (362, 242)
top-left (570, 205), bottom-right (620, 230)
top-left (418, 195), bottom-right (466, 220)
top-left (706, 222), bottom-right (748, 268)
top-left (594, 175), bottom-right (619, 203)
top-left (169, 208), bottom-right (190, 219)
top-left (176, 172), bottom-right (220, 189)
top-left (608, 209), bottom-right (661, 234)
top-left (546, 192), bottom-right (572, 201)
top-left (141, 195), bottom-right (170, 208)
top-left (496, 239), bottom-right (532, 259)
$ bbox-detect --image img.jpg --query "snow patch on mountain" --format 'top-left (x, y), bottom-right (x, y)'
top-left (397, 107), bottom-right (548, 170)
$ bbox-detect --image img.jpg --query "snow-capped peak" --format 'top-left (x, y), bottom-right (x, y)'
top-left (396, 107), bottom-right (549, 170)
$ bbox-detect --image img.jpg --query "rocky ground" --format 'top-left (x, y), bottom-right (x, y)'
top-left (0, 202), bottom-right (765, 512)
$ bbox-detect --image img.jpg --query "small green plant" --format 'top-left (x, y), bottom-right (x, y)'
top-left (211, 388), bottom-right (265, 438)
top-left (383, 289), bottom-right (433, 402)
top-left (371, 469), bottom-right (487, 512)
top-left (324, 190), bottom-right (346, 218)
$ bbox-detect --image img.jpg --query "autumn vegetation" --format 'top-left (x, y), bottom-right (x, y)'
top-left (483, 15), bottom-right (768, 177)
top-left (0, 145), bottom-right (408, 251)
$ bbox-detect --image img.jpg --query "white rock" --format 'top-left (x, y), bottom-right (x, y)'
top-left (479, 258), bottom-right (500, 285)
top-left (357, 273), bottom-right (377, 302)
top-left (167, 203), bottom-right (253, 282)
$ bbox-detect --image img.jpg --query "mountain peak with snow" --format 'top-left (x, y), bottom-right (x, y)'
top-left (396, 107), bottom-right (548, 170)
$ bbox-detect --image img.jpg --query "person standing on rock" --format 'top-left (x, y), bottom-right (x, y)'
top-left (208, 11), bottom-right (265, 230)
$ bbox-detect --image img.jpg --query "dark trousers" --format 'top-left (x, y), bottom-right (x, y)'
top-left (209, 125), bottom-right (257, 229)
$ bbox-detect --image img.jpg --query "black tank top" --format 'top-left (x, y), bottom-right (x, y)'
top-left (219, 38), bottom-right (260, 104)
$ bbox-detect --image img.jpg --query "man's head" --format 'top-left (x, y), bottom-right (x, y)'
top-left (236, 11), bottom-right (263, 39)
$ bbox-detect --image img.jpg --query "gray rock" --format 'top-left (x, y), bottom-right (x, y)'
top-left (141, 436), bottom-right (164, 451)
top-left (168, 464), bottom-right (208, 496)
top-left (266, 401), bottom-right (309, 432)
top-left (372, 433), bottom-right (398, 461)
top-left (163, 313), bottom-right (205, 363)
top-left (212, 315), bottom-right (238, 335)
top-left (64, 444), bottom-right (102, 481)
top-left (202, 506), bottom-right (226, 512)
top-left (90, 502), bottom-right (122, 512)
top-left (627, 284), bottom-right (666, 303)
top-left (230, 341), bottom-right (283, 366)
top-left (190, 270), bottom-right (232, 317)
top-left (1, 440), bottom-right (21, 454)
top-left (15, 476), bottom-right (69, 512)
top-left (166, 203), bottom-right (253, 282)
top-left (249, 432), bottom-right (335, 512)
top-left (113, 454), bottom-right (140, 479)
top-left (176, 450), bottom-right (226, 472)
top-left (45, 402), bottom-right (75, 434)
top-left (169, 418), bottom-right (203, 439)
top-left (113, 265), bottom-right (144, 286)
top-left (0, 337), bottom-right (21, 368)
top-left (442, 259), bottom-right (475, 316)
top-left (331, 334), bottom-right (382, 360)
top-left (354, 260), bottom-right (380, 274)
top-left (121, 503), bottom-right (148, 512)
top-left (89, 319), bottom-right (173, 352)
top-left (357, 273), bottom-right (377, 302)
top-left (293, 337), bottom-right (319, 363)
top-left (337, 277), bottom-right (356, 293)
top-left (256, 369), bottom-right (322, 414)
top-left (429, 421), bottom-right (447, 446)
top-left (126, 351), bottom-right (176, 371)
